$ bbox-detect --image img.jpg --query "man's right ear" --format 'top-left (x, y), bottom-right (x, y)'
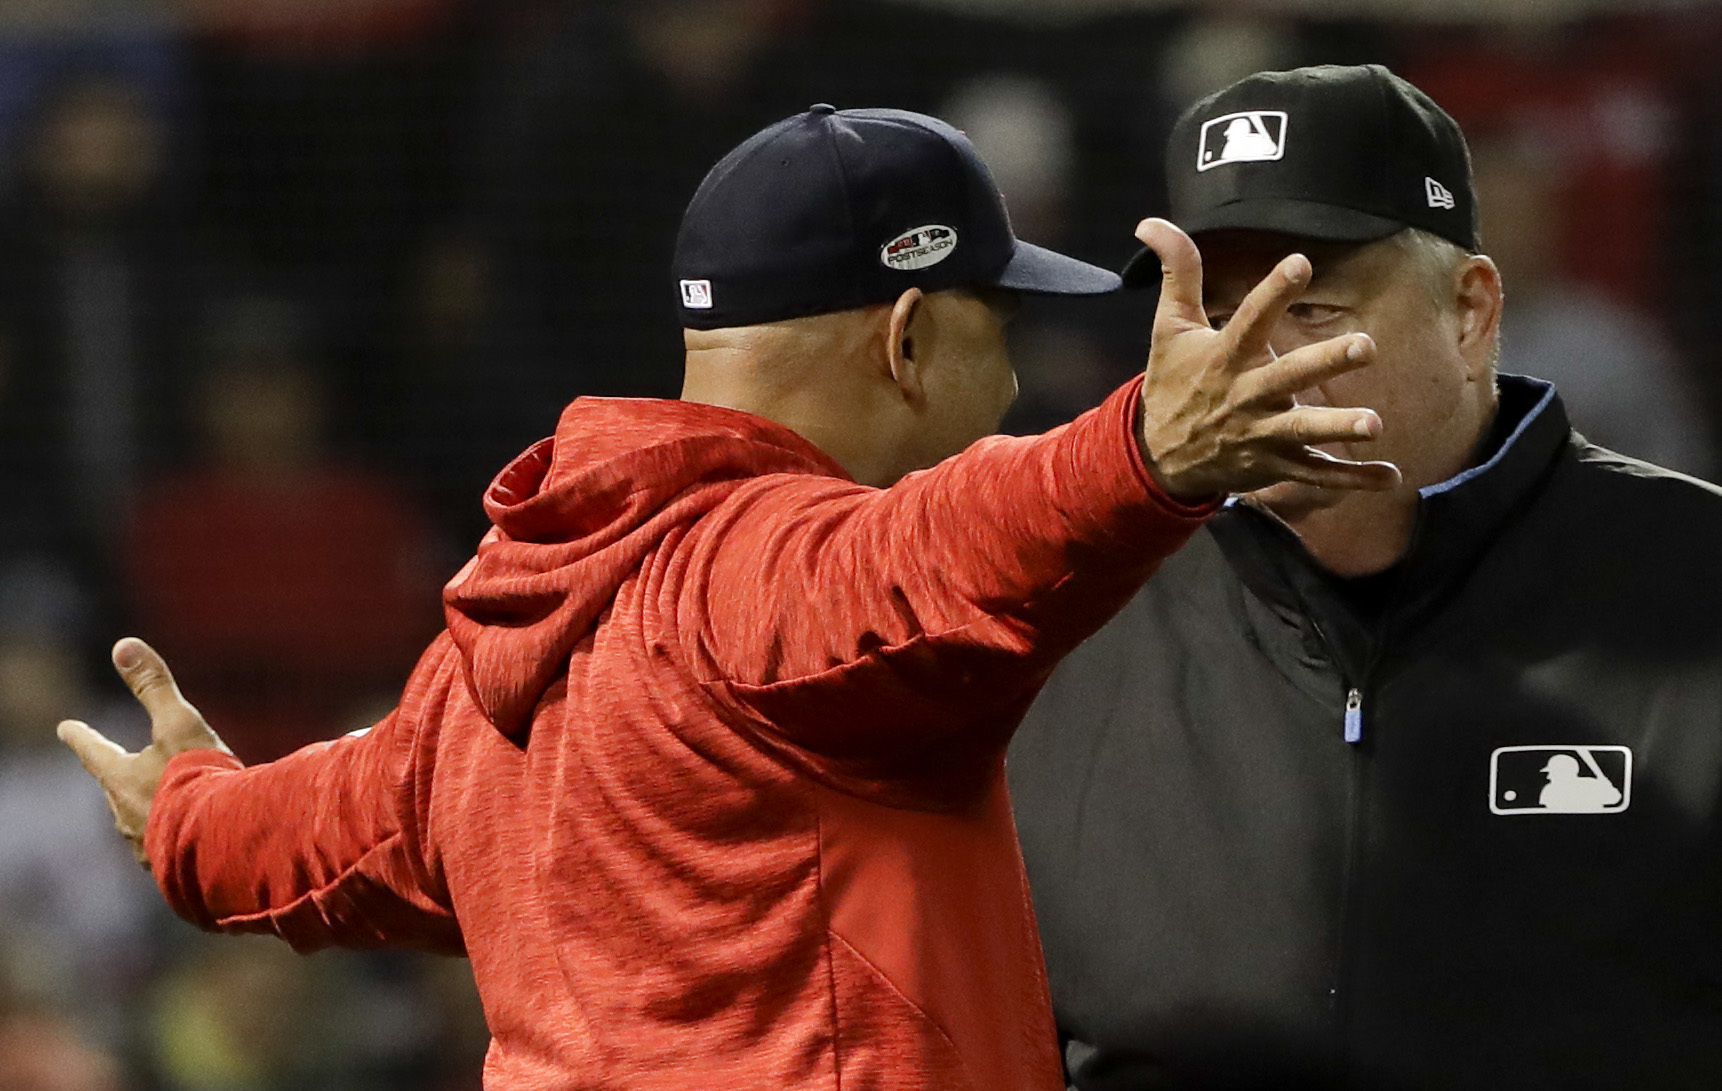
top-left (885, 288), bottom-right (926, 405)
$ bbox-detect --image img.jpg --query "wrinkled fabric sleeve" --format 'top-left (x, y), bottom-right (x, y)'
top-left (680, 376), bottom-right (1218, 793)
top-left (144, 635), bottom-right (465, 955)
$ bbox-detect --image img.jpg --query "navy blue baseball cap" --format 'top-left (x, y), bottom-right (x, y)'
top-left (673, 104), bottom-right (1120, 329)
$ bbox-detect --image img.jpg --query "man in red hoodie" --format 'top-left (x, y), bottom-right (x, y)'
top-left (60, 106), bottom-right (1395, 1089)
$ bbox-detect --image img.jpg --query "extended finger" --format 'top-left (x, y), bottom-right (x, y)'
top-left (1133, 218), bottom-right (1208, 332)
top-left (1222, 252), bottom-right (1312, 359)
top-left (1235, 333), bottom-right (1374, 408)
top-left (1251, 404), bottom-right (1384, 448)
top-left (1268, 448), bottom-right (1403, 492)
top-left (111, 638), bottom-right (202, 746)
top-left (57, 720), bottom-right (131, 782)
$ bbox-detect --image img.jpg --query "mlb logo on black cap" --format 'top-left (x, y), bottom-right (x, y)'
top-left (1198, 111), bottom-right (1287, 171)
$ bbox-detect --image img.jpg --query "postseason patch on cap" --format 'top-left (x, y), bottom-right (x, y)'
top-left (881, 225), bottom-right (958, 272)
top-left (1198, 111), bottom-right (1288, 171)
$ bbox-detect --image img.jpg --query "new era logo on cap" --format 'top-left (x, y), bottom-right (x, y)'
top-left (1198, 111), bottom-right (1287, 171)
top-left (1425, 177), bottom-right (1455, 210)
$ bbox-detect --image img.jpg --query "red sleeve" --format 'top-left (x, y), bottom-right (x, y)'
top-left (679, 376), bottom-right (1217, 797)
top-left (143, 636), bottom-right (465, 955)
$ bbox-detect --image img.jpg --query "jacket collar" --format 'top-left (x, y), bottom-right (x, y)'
top-left (1209, 375), bottom-right (1569, 670)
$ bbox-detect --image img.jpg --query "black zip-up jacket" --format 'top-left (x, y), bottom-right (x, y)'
top-left (1009, 376), bottom-right (1722, 1090)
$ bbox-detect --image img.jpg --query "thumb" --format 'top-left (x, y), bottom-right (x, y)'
top-left (58, 720), bottom-right (129, 782)
top-left (1134, 217), bottom-right (1208, 333)
top-left (111, 638), bottom-right (216, 752)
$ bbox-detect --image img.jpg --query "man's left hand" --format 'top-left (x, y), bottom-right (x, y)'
top-left (58, 638), bottom-right (232, 869)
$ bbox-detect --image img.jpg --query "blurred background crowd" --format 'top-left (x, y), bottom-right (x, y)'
top-left (2, 0), bottom-right (1721, 1087)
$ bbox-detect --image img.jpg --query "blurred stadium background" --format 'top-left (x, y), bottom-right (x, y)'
top-left (1, 0), bottom-right (1719, 1087)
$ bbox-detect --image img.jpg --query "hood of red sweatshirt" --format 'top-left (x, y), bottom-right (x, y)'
top-left (442, 396), bottom-right (848, 739)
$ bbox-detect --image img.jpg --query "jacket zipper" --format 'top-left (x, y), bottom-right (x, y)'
top-left (1333, 707), bottom-right (1369, 1084)
top-left (1318, 645), bottom-right (1391, 1083)
top-left (1329, 565), bottom-right (1414, 1084)
top-left (1310, 612), bottom-right (1366, 1062)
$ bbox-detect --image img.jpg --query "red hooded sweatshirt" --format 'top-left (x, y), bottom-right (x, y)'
top-left (146, 377), bottom-right (1213, 1090)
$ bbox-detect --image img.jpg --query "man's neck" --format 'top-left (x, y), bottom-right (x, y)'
top-left (1265, 488), bottom-right (1422, 577)
top-left (681, 359), bottom-right (902, 488)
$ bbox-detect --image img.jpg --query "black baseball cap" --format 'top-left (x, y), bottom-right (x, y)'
top-left (673, 104), bottom-right (1120, 329)
top-left (1123, 64), bottom-right (1479, 287)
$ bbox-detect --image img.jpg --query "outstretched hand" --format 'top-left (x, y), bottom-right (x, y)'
top-left (58, 638), bottom-right (231, 868)
top-left (1133, 218), bottom-right (1403, 502)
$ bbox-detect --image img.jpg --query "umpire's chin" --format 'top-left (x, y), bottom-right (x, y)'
top-left (1243, 479), bottom-right (1348, 523)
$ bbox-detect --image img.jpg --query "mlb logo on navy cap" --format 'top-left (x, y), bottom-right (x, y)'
top-left (680, 279), bottom-right (714, 310)
top-left (1198, 111), bottom-right (1287, 171)
top-left (1489, 745), bottom-right (1632, 815)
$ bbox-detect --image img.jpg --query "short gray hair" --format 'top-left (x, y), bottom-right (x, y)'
top-left (1387, 227), bottom-right (1500, 372)
top-left (1387, 227), bottom-right (1473, 312)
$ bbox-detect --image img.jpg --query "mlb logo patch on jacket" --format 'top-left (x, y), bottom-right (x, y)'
top-left (1489, 746), bottom-right (1632, 815)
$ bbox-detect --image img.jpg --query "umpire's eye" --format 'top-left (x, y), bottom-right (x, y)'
top-left (1288, 303), bottom-right (1344, 325)
top-left (1207, 310), bottom-right (1235, 330)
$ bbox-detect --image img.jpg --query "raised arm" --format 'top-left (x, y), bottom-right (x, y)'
top-left (59, 638), bottom-right (463, 954)
top-left (684, 221), bottom-right (1398, 773)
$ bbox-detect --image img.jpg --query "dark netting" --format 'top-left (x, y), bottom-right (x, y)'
top-left (0, 2), bottom-right (1718, 1087)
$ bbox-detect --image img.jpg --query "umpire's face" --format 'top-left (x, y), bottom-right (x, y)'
top-left (1198, 229), bottom-right (1503, 504)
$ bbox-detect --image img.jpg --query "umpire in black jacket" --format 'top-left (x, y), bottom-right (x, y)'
top-left (1009, 63), bottom-right (1722, 1090)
